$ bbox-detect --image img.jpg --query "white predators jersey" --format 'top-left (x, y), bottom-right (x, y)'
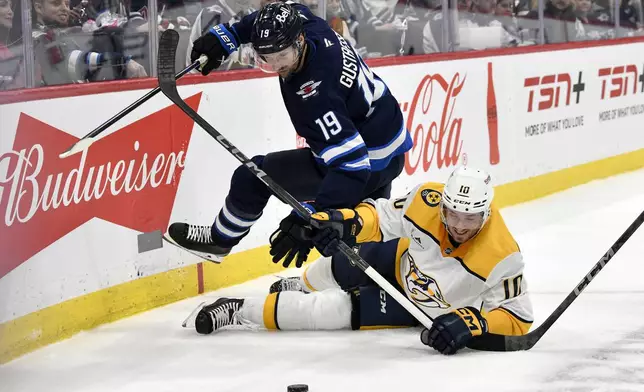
top-left (361, 182), bottom-right (534, 335)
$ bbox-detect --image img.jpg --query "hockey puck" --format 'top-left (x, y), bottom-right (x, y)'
top-left (287, 384), bottom-right (308, 392)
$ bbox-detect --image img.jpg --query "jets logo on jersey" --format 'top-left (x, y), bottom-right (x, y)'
top-left (405, 254), bottom-right (450, 309)
top-left (421, 189), bottom-right (442, 207)
top-left (296, 80), bottom-right (322, 99)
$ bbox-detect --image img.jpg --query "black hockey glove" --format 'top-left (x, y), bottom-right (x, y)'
top-left (269, 204), bottom-right (316, 268)
top-left (190, 23), bottom-right (239, 75)
top-left (420, 307), bottom-right (488, 355)
top-left (310, 209), bottom-right (363, 257)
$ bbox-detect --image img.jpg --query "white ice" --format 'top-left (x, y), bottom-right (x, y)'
top-left (2, 169), bottom-right (644, 392)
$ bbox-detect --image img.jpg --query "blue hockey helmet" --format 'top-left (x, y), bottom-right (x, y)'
top-left (251, 2), bottom-right (303, 55)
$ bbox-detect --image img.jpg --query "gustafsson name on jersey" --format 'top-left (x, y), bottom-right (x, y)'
top-left (335, 32), bottom-right (358, 89)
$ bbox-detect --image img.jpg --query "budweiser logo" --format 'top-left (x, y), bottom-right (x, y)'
top-left (0, 94), bottom-right (202, 279)
top-left (404, 73), bottom-right (465, 175)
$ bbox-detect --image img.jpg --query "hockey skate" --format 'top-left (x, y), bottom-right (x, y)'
top-left (194, 298), bottom-right (245, 334)
top-left (269, 276), bottom-right (310, 294)
top-left (164, 223), bottom-right (233, 263)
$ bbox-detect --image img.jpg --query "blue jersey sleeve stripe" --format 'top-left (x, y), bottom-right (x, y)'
top-left (367, 122), bottom-right (413, 171)
top-left (319, 133), bottom-right (367, 165)
top-left (367, 121), bottom-right (409, 159)
top-left (339, 155), bottom-right (371, 171)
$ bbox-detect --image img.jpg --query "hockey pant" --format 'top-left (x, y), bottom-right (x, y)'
top-left (210, 148), bottom-right (405, 247)
top-left (239, 239), bottom-right (419, 331)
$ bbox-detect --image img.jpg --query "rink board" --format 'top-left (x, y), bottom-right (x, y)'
top-left (1, 38), bottom-right (644, 363)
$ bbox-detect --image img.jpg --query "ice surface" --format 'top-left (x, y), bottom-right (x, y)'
top-left (2, 169), bottom-right (644, 392)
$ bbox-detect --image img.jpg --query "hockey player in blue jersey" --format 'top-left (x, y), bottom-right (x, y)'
top-left (166, 1), bottom-right (413, 268)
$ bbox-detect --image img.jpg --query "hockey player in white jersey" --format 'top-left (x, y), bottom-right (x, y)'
top-left (192, 166), bottom-right (533, 355)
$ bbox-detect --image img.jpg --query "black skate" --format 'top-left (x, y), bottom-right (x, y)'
top-left (195, 298), bottom-right (245, 334)
top-left (269, 277), bottom-right (310, 294)
top-left (165, 223), bottom-right (233, 263)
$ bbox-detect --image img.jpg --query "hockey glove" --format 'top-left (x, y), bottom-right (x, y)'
top-left (269, 204), bottom-right (316, 268)
top-left (310, 209), bottom-right (363, 257)
top-left (420, 307), bottom-right (488, 355)
top-left (190, 23), bottom-right (239, 75)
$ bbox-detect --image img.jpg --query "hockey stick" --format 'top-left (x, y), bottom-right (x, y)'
top-left (58, 55), bottom-right (208, 159)
top-left (156, 29), bottom-right (434, 331)
top-left (467, 208), bottom-right (644, 352)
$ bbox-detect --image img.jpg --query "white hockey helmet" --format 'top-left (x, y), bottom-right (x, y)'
top-left (440, 166), bottom-right (494, 228)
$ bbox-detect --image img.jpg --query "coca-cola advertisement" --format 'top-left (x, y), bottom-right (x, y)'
top-left (384, 61), bottom-right (500, 191)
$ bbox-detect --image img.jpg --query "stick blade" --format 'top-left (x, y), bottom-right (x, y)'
top-left (158, 29), bottom-right (180, 83)
top-left (467, 331), bottom-right (540, 352)
top-left (59, 138), bottom-right (95, 159)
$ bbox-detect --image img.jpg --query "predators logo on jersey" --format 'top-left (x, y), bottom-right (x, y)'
top-left (405, 253), bottom-right (450, 309)
top-left (421, 189), bottom-right (441, 207)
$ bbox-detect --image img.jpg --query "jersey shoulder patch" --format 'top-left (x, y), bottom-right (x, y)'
top-left (403, 182), bottom-right (444, 239)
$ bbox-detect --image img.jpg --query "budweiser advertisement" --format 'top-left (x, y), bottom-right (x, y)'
top-left (2, 42), bottom-right (644, 325)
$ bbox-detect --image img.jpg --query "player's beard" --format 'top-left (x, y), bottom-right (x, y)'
top-left (446, 225), bottom-right (477, 244)
top-left (278, 42), bottom-right (307, 79)
top-left (441, 206), bottom-right (484, 244)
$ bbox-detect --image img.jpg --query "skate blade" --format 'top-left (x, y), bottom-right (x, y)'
top-left (182, 301), bottom-right (206, 328)
top-left (162, 234), bottom-right (225, 263)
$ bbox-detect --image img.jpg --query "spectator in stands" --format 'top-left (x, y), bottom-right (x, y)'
top-left (573, 0), bottom-right (614, 38)
top-left (590, 0), bottom-right (642, 34)
top-left (519, 0), bottom-right (586, 43)
top-left (87, 0), bottom-right (151, 74)
top-left (494, 0), bottom-right (513, 15)
top-left (0, 0), bottom-right (23, 89)
top-left (362, 0), bottom-right (411, 55)
top-left (516, 0), bottom-right (537, 15)
top-left (328, 0), bottom-right (358, 45)
top-left (0, 0), bottom-right (13, 57)
top-left (300, 0), bottom-right (319, 13)
top-left (575, 0), bottom-right (594, 21)
top-left (397, 0), bottom-right (437, 55)
top-left (32, 0), bottom-right (146, 86)
top-left (185, 0), bottom-right (257, 70)
top-left (422, 0), bottom-right (521, 52)
top-left (615, 0), bottom-right (642, 31)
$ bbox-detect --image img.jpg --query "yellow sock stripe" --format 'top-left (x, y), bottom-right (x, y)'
top-left (263, 292), bottom-right (280, 330)
top-left (302, 266), bottom-right (317, 292)
top-left (355, 203), bottom-right (381, 243)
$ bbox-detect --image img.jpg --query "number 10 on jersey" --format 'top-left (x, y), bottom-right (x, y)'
top-left (315, 111), bottom-right (342, 140)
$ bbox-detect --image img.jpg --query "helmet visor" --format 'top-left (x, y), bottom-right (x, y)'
top-left (254, 44), bottom-right (299, 74)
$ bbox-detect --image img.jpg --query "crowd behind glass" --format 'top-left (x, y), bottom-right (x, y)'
top-left (0, 0), bottom-right (641, 90)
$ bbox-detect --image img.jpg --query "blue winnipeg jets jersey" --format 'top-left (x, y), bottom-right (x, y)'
top-left (230, 2), bottom-right (412, 208)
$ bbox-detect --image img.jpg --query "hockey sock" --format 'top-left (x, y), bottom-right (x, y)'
top-left (241, 290), bottom-right (352, 331)
top-left (301, 256), bottom-right (341, 291)
top-left (211, 197), bottom-right (262, 245)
